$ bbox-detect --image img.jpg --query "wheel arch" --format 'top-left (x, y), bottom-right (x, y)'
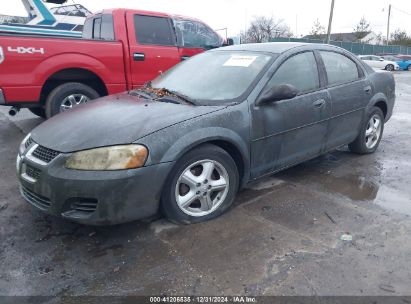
top-left (39, 68), bottom-right (108, 105)
top-left (367, 93), bottom-right (388, 119)
top-left (158, 128), bottom-right (250, 188)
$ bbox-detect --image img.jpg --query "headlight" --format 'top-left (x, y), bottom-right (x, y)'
top-left (19, 133), bottom-right (31, 154)
top-left (65, 145), bottom-right (148, 171)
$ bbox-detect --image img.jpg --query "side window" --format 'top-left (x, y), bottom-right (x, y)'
top-left (173, 19), bottom-right (222, 49)
top-left (320, 51), bottom-right (360, 86)
top-left (267, 52), bottom-right (320, 94)
top-left (134, 15), bottom-right (175, 46)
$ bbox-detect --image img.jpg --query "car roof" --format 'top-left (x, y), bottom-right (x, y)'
top-left (218, 42), bottom-right (351, 55)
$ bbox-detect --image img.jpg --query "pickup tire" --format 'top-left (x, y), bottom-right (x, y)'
top-left (45, 82), bottom-right (100, 118)
top-left (29, 107), bottom-right (46, 118)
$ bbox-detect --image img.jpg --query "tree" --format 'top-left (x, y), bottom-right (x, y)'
top-left (390, 29), bottom-right (411, 47)
top-left (353, 17), bottom-right (371, 41)
top-left (309, 19), bottom-right (326, 39)
top-left (240, 16), bottom-right (293, 44)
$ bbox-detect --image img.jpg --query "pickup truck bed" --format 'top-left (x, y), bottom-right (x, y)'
top-left (0, 8), bottom-right (225, 118)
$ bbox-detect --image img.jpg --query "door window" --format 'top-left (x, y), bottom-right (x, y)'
top-left (134, 15), bottom-right (175, 46)
top-left (173, 19), bottom-right (223, 49)
top-left (267, 52), bottom-right (320, 94)
top-left (321, 51), bottom-right (360, 86)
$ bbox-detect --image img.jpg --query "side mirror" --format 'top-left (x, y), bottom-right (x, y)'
top-left (256, 84), bottom-right (299, 106)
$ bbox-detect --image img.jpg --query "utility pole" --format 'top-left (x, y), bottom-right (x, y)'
top-left (386, 4), bottom-right (391, 45)
top-left (326, 0), bottom-right (336, 44)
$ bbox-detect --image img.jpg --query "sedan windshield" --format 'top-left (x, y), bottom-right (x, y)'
top-left (151, 51), bottom-right (272, 103)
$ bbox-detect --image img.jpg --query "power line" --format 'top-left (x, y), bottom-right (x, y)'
top-left (391, 6), bottom-right (411, 16)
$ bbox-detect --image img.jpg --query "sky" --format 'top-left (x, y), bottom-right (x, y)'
top-left (1, 0), bottom-right (410, 38)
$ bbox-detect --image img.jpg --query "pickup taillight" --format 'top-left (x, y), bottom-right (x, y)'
top-left (0, 47), bottom-right (4, 64)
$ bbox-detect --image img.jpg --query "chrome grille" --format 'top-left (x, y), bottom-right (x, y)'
top-left (21, 187), bottom-right (51, 210)
top-left (32, 145), bottom-right (60, 163)
top-left (25, 165), bottom-right (41, 180)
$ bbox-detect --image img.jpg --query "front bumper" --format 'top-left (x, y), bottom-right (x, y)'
top-left (17, 146), bottom-right (174, 225)
top-left (0, 89), bottom-right (5, 105)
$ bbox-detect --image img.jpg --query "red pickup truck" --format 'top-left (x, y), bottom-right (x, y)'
top-left (0, 8), bottom-right (226, 118)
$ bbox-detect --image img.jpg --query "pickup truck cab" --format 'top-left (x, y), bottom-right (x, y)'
top-left (0, 8), bottom-right (225, 118)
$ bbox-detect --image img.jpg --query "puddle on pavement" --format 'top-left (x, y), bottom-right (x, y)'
top-left (313, 173), bottom-right (380, 201)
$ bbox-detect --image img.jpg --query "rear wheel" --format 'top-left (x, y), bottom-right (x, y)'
top-left (385, 64), bottom-right (394, 71)
top-left (45, 82), bottom-right (99, 118)
top-left (29, 107), bottom-right (46, 118)
top-left (161, 144), bottom-right (239, 224)
top-left (349, 107), bottom-right (384, 154)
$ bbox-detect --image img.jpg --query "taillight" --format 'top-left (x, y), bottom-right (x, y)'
top-left (0, 47), bottom-right (4, 64)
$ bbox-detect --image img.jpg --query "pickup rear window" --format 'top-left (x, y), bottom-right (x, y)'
top-left (83, 14), bottom-right (115, 40)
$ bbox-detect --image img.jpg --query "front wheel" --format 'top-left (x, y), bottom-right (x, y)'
top-left (161, 144), bottom-right (239, 224)
top-left (45, 82), bottom-right (100, 118)
top-left (385, 64), bottom-right (394, 71)
top-left (407, 65), bottom-right (411, 71)
top-left (349, 107), bottom-right (384, 154)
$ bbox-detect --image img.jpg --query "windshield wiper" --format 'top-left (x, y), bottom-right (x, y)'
top-left (157, 88), bottom-right (196, 105)
top-left (129, 89), bottom-right (154, 99)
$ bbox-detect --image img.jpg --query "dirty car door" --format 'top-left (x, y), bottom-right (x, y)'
top-left (319, 51), bottom-right (370, 149)
top-left (250, 51), bottom-right (331, 178)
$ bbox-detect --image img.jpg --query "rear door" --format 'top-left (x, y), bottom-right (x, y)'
top-left (127, 13), bottom-right (180, 88)
top-left (319, 51), bottom-right (371, 149)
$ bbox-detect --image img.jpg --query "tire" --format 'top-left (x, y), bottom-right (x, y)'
top-left (385, 64), bottom-right (394, 71)
top-left (407, 65), bottom-right (411, 71)
top-left (161, 144), bottom-right (239, 225)
top-left (349, 107), bottom-right (384, 154)
top-left (45, 82), bottom-right (99, 118)
top-left (29, 107), bottom-right (46, 118)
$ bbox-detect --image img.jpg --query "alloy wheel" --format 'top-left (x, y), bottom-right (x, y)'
top-left (365, 114), bottom-right (382, 149)
top-left (175, 159), bottom-right (230, 217)
top-left (60, 94), bottom-right (90, 112)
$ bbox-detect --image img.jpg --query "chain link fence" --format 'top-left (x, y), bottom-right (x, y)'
top-left (269, 37), bottom-right (411, 55)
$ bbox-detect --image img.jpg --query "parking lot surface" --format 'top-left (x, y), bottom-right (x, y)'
top-left (1, 72), bottom-right (411, 297)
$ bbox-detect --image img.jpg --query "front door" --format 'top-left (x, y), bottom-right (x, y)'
top-left (250, 51), bottom-right (331, 178)
top-left (127, 13), bottom-right (180, 88)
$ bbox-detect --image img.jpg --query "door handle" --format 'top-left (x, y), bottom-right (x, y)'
top-left (364, 86), bottom-right (372, 94)
top-left (313, 99), bottom-right (326, 108)
top-left (133, 53), bottom-right (145, 61)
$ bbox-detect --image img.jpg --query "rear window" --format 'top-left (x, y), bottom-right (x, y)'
top-left (82, 14), bottom-right (114, 40)
top-left (134, 15), bottom-right (175, 46)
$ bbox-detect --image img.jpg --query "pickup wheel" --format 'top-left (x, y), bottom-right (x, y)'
top-left (29, 107), bottom-right (46, 118)
top-left (45, 82), bottom-right (99, 118)
top-left (349, 107), bottom-right (384, 154)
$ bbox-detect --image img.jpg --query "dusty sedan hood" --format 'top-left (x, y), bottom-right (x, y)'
top-left (31, 93), bottom-right (225, 153)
